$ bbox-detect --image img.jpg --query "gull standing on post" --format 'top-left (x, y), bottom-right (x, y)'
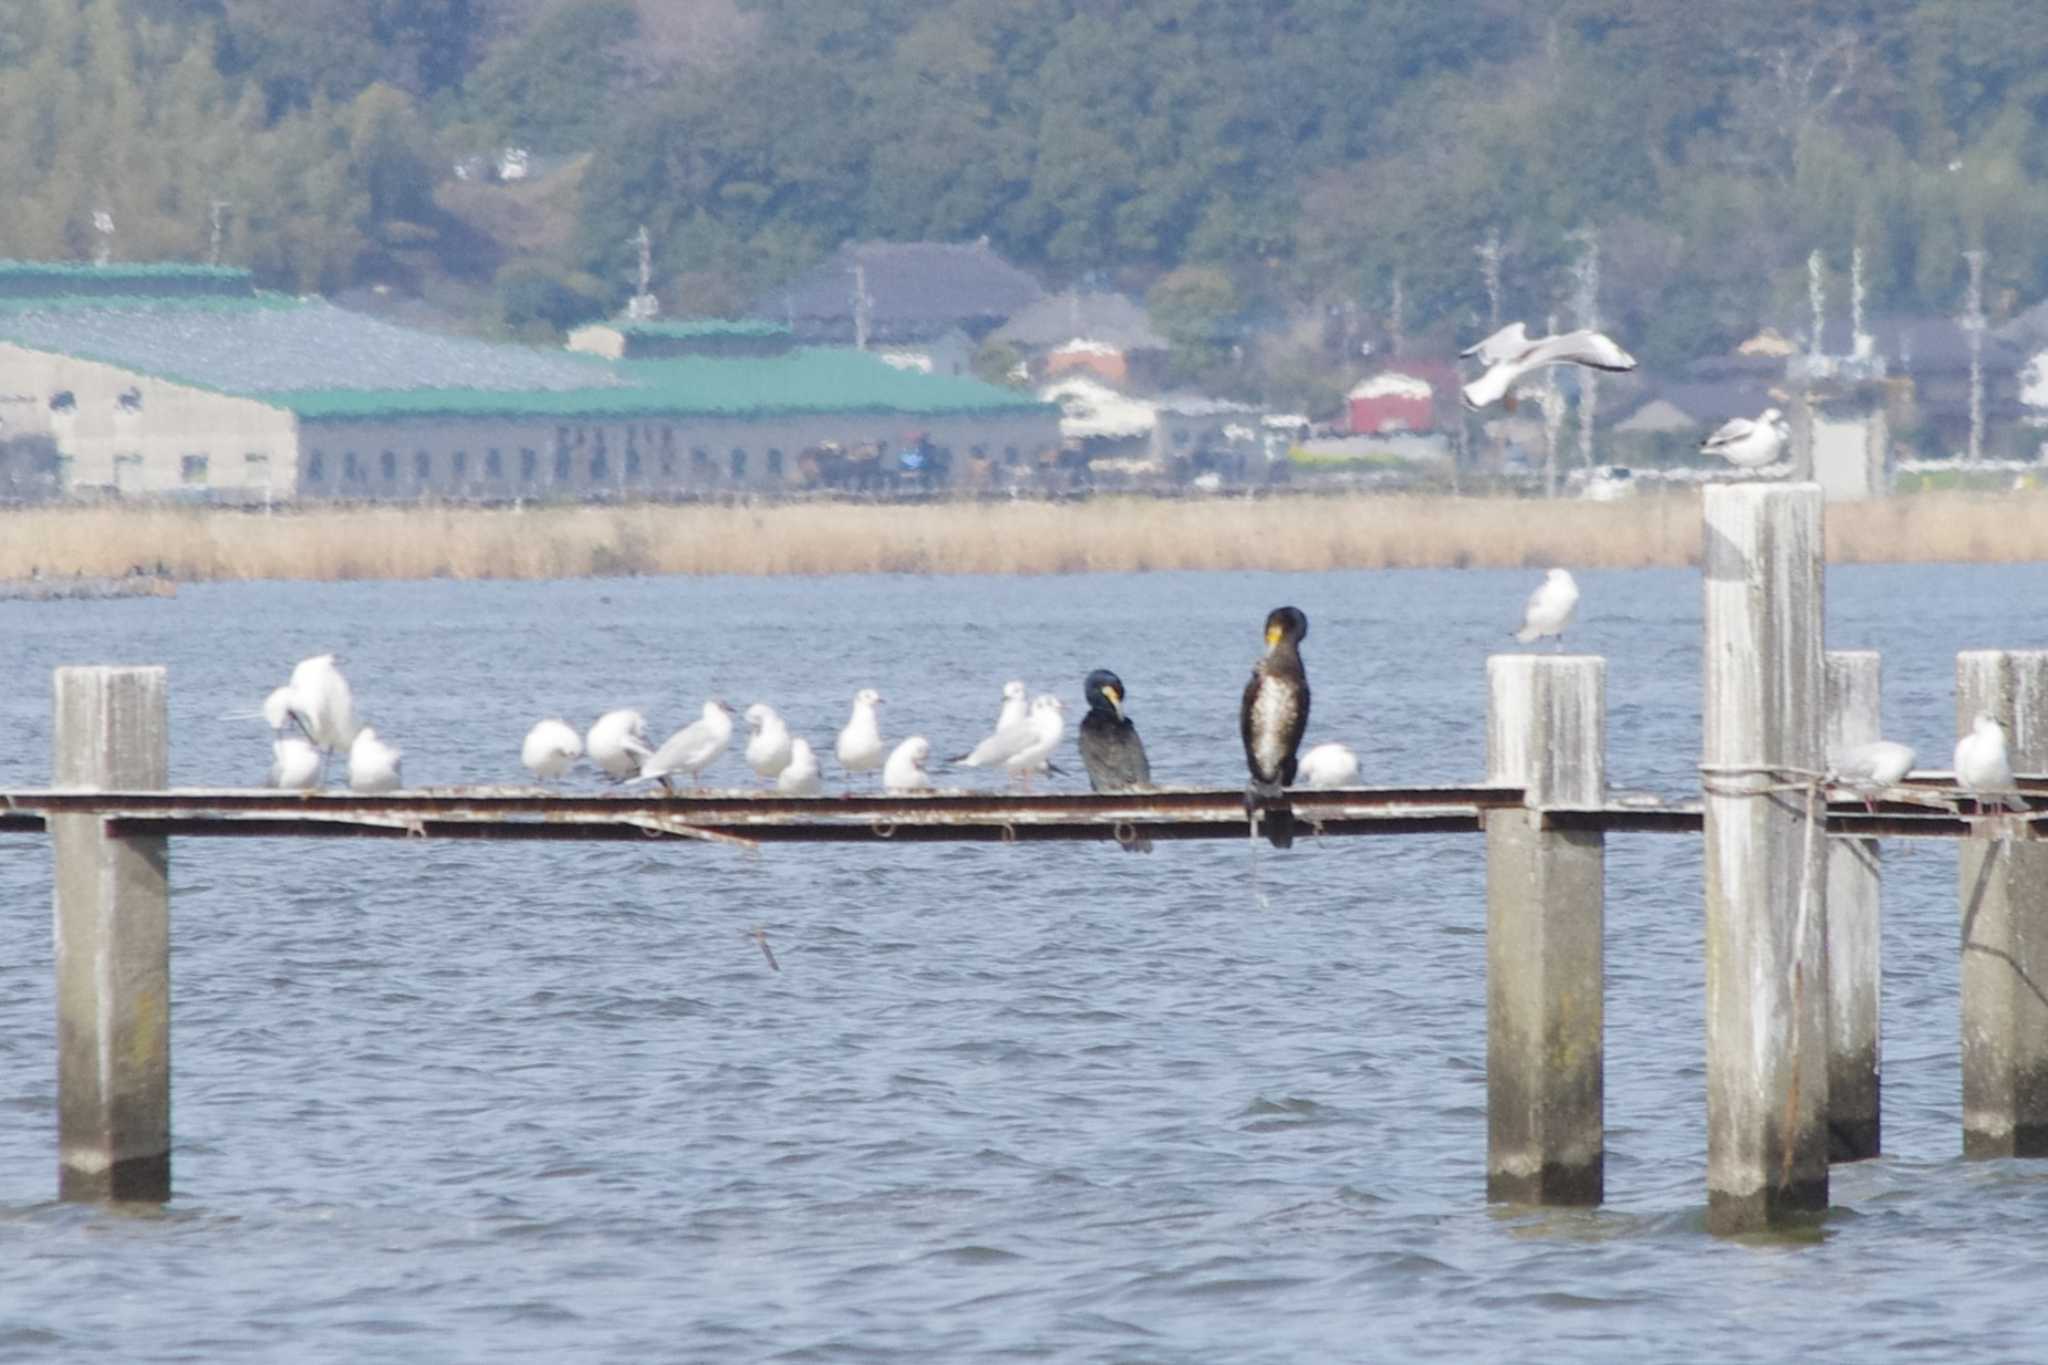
top-left (521, 718), bottom-right (583, 782)
top-left (1955, 715), bottom-right (2029, 812)
top-left (1241, 606), bottom-right (1310, 848)
top-left (642, 701), bottom-right (735, 792)
top-left (587, 708), bottom-right (654, 782)
top-left (1516, 568), bottom-right (1580, 650)
top-left (1459, 327), bottom-right (1636, 411)
top-left (883, 736), bottom-right (934, 793)
top-left (778, 737), bottom-right (823, 795)
top-left (744, 703), bottom-right (795, 783)
top-left (1298, 742), bottom-right (1360, 789)
top-left (836, 688), bottom-right (886, 783)
top-left (1701, 408), bottom-right (1789, 469)
top-left (348, 727), bottom-right (402, 792)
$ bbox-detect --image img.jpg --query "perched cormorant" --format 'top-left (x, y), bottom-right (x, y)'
top-left (1078, 669), bottom-right (1153, 853)
top-left (1240, 606), bottom-right (1310, 848)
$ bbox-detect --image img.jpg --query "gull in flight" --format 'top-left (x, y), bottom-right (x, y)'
top-left (1460, 327), bottom-right (1636, 411)
top-left (1828, 740), bottom-right (1917, 812)
top-left (1701, 408), bottom-right (1789, 468)
top-left (521, 718), bottom-right (583, 782)
top-left (1955, 715), bottom-right (2029, 812)
top-left (836, 688), bottom-right (886, 782)
top-left (1516, 568), bottom-right (1580, 650)
top-left (1298, 742), bottom-right (1360, 789)
top-left (778, 737), bottom-right (823, 795)
top-left (348, 727), bottom-right (402, 792)
top-left (744, 704), bottom-right (795, 783)
top-left (883, 736), bottom-right (934, 793)
top-left (642, 701), bottom-right (735, 792)
top-left (587, 708), bottom-right (654, 782)
top-left (1459, 321), bottom-right (1530, 368)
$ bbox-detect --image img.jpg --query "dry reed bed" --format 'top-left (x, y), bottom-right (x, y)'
top-left (0, 492), bottom-right (2040, 580)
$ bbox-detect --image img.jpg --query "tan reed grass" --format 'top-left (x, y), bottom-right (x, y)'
top-left (1, 491), bottom-right (2043, 581)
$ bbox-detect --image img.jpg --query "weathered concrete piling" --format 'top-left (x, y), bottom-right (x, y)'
top-left (51, 666), bottom-right (172, 1202)
top-left (1702, 484), bottom-right (1829, 1233)
top-left (1955, 650), bottom-right (2048, 1159)
top-left (1825, 650), bottom-right (1883, 1162)
top-left (1485, 654), bottom-right (1605, 1205)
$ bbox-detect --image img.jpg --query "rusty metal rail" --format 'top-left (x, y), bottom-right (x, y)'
top-left (0, 782), bottom-right (2030, 845)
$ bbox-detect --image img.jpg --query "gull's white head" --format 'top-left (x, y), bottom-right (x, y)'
top-left (1975, 713), bottom-right (2005, 737)
top-left (1031, 694), bottom-right (1065, 715)
top-left (1760, 407), bottom-right (1783, 423)
top-left (1002, 680), bottom-right (1027, 702)
top-left (704, 699), bottom-right (733, 721)
top-left (744, 702), bottom-right (776, 730)
top-left (855, 688), bottom-right (882, 708)
top-left (1547, 567), bottom-right (1573, 583)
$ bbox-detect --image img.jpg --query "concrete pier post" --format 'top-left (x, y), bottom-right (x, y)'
top-left (1484, 654), bottom-right (1605, 1205)
top-left (1702, 484), bottom-right (1828, 1234)
top-left (1824, 650), bottom-right (1882, 1162)
top-left (51, 666), bottom-right (171, 1202)
top-left (1955, 650), bottom-right (2048, 1158)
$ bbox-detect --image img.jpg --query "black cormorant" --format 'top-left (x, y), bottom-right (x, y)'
top-left (1079, 668), bottom-right (1153, 853)
top-left (1240, 606), bottom-right (1310, 848)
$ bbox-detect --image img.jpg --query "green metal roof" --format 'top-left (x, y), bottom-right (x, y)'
top-left (281, 348), bottom-right (1049, 421)
top-left (608, 319), bottom-right (791, 339)
top-left (0, 261), bottom-right (253, 298)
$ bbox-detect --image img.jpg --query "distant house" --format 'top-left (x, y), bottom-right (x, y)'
top-left (990, 289), bottom-right (1168, 386)
top-left (1346, 363), bottom-right (1456, 435)
top-left (750, 240), bottom-right (1044, 356)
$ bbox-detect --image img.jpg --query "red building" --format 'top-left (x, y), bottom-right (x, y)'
top-left (1346, 365), bottom-right (1454, 435)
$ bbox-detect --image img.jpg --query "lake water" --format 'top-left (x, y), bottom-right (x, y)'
top-left (2, 563), bottom-right (2046, 1362)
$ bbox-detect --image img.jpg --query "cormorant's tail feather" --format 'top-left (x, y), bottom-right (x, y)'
top-left (1245, 784), bottom-right (1295, 850)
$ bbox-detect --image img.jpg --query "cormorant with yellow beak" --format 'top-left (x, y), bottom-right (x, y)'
top-left (1079, 668), bottom-right (1154, 853)
top-left (1240, 606), bottom-right (1309, 848)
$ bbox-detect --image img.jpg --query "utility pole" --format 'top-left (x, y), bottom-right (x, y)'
top-left (1570, 227), bottom-right (1601, 470)
top-left (1963, 248), bottom-right (1987, 463)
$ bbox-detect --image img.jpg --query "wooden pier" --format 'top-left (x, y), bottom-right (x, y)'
top-left (6, 483), bottom-right (2048, 1232)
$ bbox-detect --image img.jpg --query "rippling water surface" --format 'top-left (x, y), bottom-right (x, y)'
top-left (3, 564), bottom-right (2047, 1361)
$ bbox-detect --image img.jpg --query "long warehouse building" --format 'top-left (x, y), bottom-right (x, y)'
top-left (0, 262), bottom-right (1059, 502)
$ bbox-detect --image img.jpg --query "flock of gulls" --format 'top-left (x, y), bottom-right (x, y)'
top-left (246, 320), bottom-right (2019, 839)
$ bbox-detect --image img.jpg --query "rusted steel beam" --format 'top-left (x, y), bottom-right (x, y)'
top-left (100, 812), bottom-right (1485, 843)
top-left (0, 784), bottom-right (1527, 822)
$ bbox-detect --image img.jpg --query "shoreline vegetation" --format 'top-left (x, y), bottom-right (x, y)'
top-left (2, 492), bottom-right (2044, 582)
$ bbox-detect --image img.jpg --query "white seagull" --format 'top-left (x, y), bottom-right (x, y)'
top-left (288, 653), bottom-right (360, 757)
top-left (1829, 740), bottom-right (1917, 810)
top-left (883, 736), bottom-right (934, 793)
top-left (955, 692), bottom-right (1065, 787)
top-left (777, 737), bottom-right (824, 795)
top-left (1459, 320), bottom-right (1531, 368)
top-left (521, 718), bottom-right (583, 782)
top-left (1299, 742), bottom-right (1361, 789)
top-left (587, 708), bottom-right (654, 782)
top-left (268, 736), bottom-right (322, 790)
top-left (744, 704), bottom-right (795, 783)
top-left (348, 727), bottom-right (402, 792)
top-left (1955, 714), bottom-right (2029, 812)
top-left (836, 688), bottom-right (886, 780)
top-left (1459, 327), bottom-right (1637, 411)
top-left (993, 679), bottom-right (1029, 733)
top-left (642, 701), bottom-right (735, 791)
top-left (1516, 568), bottom-right (1581, 650)
top-left (1701, 407), bottom-right (1789, 468)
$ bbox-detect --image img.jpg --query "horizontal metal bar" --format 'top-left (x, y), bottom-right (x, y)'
top-left (99, 813), bottom-right (1485, 844)
top-left (2, 784), bottom-right (1525, 822)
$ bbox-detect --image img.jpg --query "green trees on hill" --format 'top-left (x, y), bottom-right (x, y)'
top-left (9, 0), bottom-right (2048, 385)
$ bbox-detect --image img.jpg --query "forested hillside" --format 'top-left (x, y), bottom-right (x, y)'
top-left (5, 0), bottom-right (2048, 398)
